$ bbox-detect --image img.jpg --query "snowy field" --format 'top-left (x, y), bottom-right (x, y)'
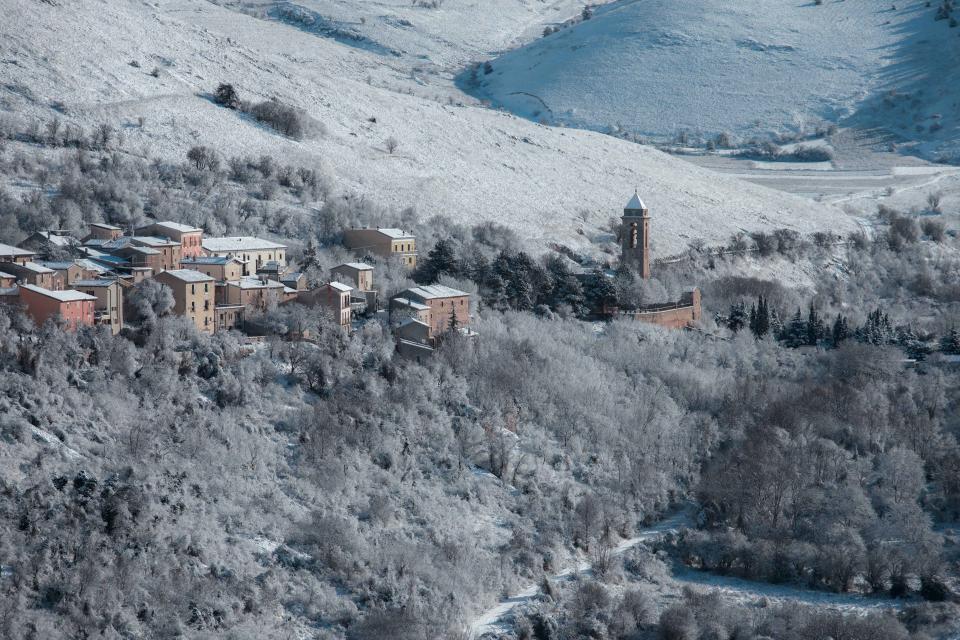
top-left (0, 0), bottom-right (860, 257)
top-left (469, 0), bottom-right (960, 161)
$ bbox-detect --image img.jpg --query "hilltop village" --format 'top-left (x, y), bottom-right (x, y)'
top-left (0, 194), bottom-right (700, 354)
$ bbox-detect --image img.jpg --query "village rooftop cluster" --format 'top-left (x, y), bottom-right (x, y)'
top-left (0, 194), bottom-right (699, 358)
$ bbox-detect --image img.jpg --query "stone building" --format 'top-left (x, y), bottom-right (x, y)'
top-left (202, 237), bottom-right (287, 276)
top-left (154, 269), bottom-right (215, 334)
top-left (137, 221), bottom-right (204, 259)
top-left (299, 282), bottom-right (353, 329)
top-left (0, 261), bottom-right (59, 290)
top-left (0, 244), bottom-right (37, 266)
top-left (18, 284), bottom-right (96, 332)
top-left (221, 277), bottom-right (287, 311)
top-left (331, 262), bottom-right (377, 312)
top-left (391, 285), bottom-right (471, 337)
top-left (342, 228), bottom-right (417, 267)
top-left (180, 256), bottom-right (244, 282)
top-left (70, 279), bottom-right (124, 334)
top-left (83, 223), bottom-right (123, 242)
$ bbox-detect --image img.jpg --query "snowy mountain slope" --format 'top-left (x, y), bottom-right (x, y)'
top-left (221, 0), bottom-right (600, 69)
top-left (469, 0), bottom-right (960, 159)
top-left (0, 0), bottom-right (858, 256)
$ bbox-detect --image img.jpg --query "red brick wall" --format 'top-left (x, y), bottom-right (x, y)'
top-left (426, 295), bottom-right (470, 335)
top-left (19, 288), bottom-right (94, 331)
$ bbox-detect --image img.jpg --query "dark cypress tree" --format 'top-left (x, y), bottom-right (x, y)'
top-left (749, 295), bottom-right (770, 338)
top-left (782, 308), bottom-right (807, 348)
top-left (831, 314), bottom-right (850, 347)
top-left (757, 296), bottom-right (770, 337)
top-left (806, 304), bottom-right (824, 346)
top-left (447, 307), bottom-right (459, 333)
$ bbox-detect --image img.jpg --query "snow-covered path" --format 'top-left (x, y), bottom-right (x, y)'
top-left (467, 510), bottom-right (690, 638)
top-left (467, 511), bottom-right (903, 638)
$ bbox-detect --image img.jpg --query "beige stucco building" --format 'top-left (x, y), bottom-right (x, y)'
top-left (154, 269), bottom-right (215, 334)
top-left (342, 228), bottom-right (416, 267)
top-left (181, 256), bottom-right (244, 282)
top-left (202, 237), bottom-right (287, 276)
top-left (70, 279), bottom-right (124, 334)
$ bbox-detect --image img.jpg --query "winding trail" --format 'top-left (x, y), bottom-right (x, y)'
top-left (467, 511), bottom-right (903, 638)
top-left (467, 510), bottom-right (689, 638)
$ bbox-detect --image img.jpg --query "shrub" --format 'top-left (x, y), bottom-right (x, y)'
top-left (214, 83), bottom-right (241, 109)
top-left (249, 99), bottom-right (310, 139)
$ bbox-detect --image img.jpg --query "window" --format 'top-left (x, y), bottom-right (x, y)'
top-left (191, 301), bottom-right (196, 312)
top-left (204, 283), bottom-right (209, 293)
top-left (191, 284), bottom-right (195, 295)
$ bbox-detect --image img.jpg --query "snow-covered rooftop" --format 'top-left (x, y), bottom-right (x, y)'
top-left (131, 235), bottom-right (178, 247)
top-left (402, 285), bottom-right (470, 300)
top-left (33, 231), bottom-right (78, 247)
top-left (159, 269), bottom-right (214, 283)
top-left (229, 277), bottom-right (284, 289)
top-left (181, 256), bottom-right (236, 265)
top-left (338, 262), bottom-right (374, 271)
top-left (391, 297), bottom-right (431, 311)
top-left (18, 262), bottom-right (55, 274)
top-left (203, 237), bottom-right (287, 252)
top-left (75, 259), bottom-right (108, 273)
top-left (141, 221), bottom-right (202, 234)
top-left (20, 283), bottom-right (95, 302)
top-left (375, 228), bottom-right (414, 240)
top-left (37, 261), bottom-right (76, 270)
top-left (71, 279), bottom-right (117, 288)
top-left (328, 281), bottom-right (353, 292)
top-left (0, 243), bottom-right (35, 258)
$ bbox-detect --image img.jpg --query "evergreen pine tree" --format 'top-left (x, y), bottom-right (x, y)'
top-left (756, 296), bottom-right (770, 337)
top-left (419, 238), bottom-right (457, 284)
top-left (447, 307), bottom-right (459, 333)
top-left (858, 308), bottom-right (893, 345)
top-left (587, 269), bottom-right (618, 316)
top-left (727, 302), bottom-right (747, 333)
top-left (806, 304), bottom-right (824, 346)
top-left (484, 273), bottom-right (508, 311)
top-left (782, 308), bottom-right (807, 348)
top-left (832, 314), bottom-right (849, 347)
top-left (941, 327), bottom-right (960, 355)
top-left (510, 273), bottom-right (534, 311)
top-left (769, 305), bottom-right (784, 338)
top-left (300, 238), bottom-right (321, 272)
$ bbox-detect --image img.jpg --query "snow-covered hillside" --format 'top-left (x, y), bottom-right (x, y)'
top-left (470, 0), bottom-right (960, 160)
top-left (1, 0), bottom-right (859, 256)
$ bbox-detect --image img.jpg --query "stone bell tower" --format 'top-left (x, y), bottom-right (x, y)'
top-left (621, 191), bottom-right (651, 279)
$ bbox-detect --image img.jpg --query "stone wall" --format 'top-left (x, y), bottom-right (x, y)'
top-left (620, 288), bottom-right (701, 330)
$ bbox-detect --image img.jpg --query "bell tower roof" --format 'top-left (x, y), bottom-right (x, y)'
top-left (624, 191), bottom-right (647, 212)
